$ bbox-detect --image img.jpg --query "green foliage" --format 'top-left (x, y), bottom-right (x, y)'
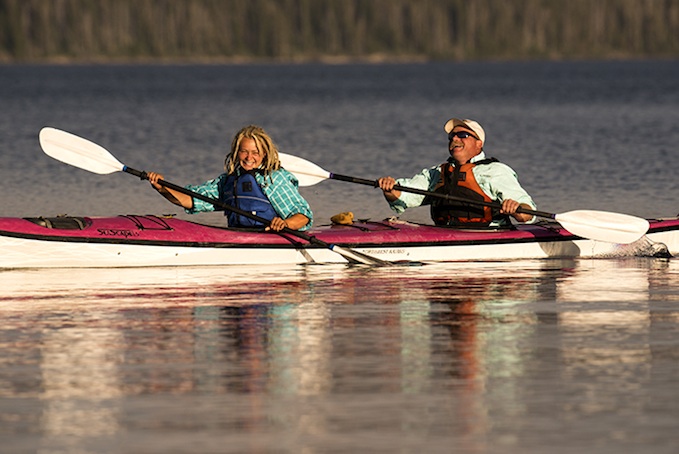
top-left (1, 0), bottom-right (678, 61)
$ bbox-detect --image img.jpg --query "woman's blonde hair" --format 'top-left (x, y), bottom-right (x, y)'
top-left (224, 125), bottom-right (281, 174)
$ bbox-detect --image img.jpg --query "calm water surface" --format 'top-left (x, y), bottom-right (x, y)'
top-left (1, 61), bottom-right (679, 453)
top-left (2, 260), bottom-right (679, 453)
top-left (1, 61), bottom-right (678, 221)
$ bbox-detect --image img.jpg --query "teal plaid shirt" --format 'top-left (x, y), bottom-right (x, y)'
top-left (185, 168), bottom-right (313, 230)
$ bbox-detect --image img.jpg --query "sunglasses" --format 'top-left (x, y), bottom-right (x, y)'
top-left (448, 131), bottom-right (478, 141)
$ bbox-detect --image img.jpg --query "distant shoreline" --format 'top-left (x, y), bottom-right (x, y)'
top-left (0, 54), bottom-right (429, 65)
top-left (3, 1), bottom-right (678, 65)
top-left (2, 54), bottom-right (676, 66)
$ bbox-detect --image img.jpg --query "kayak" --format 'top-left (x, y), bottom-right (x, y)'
top-left (0, 214), bottom-right (676, 269)
top-left (25, 128), bottom-right (666, 268)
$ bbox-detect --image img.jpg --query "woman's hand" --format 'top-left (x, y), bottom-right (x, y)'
top-left (146, 171), bottom-right (193, 209)
top-left (266, 214), bottom-right (310, 232)
top-left (267, 217), bottom-right (289, 232)
top-left (147, 171), bottom-right (165, 191)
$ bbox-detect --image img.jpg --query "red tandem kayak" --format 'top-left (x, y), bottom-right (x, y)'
top-left (0, 214), bottom-right (676, 268)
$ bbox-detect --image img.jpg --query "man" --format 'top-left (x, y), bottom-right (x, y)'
top-left (377, 118), bottom-right (535, 227)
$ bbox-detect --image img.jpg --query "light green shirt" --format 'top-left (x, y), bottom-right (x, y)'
top-left (389, 152), bottom-right (536, 225)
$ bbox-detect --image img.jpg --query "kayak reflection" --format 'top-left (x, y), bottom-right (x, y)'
top-left (1, 258), bottom-right (677, 452)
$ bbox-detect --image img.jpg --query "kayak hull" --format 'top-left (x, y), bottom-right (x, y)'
top-left (0, 215), bottom-right (677, 268)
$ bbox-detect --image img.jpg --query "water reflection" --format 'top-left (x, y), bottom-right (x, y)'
top-left (40, 328), bottom-right (122, 439)
top-left (1, 259), bottom-right (679, 451)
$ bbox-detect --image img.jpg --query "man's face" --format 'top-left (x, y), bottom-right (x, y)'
top-left (448, 127), bottom-right (483, 164)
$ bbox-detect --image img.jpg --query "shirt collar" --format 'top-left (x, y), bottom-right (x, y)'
top-left (470, 151), bottom-right (487, 163)
top-left (448, 151), bottom-right (487, 165)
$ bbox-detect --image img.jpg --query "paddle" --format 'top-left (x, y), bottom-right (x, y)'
top-left (38, 127), bottom-right (389, 266)
top-left (279, 152), bottom-right (650, 244)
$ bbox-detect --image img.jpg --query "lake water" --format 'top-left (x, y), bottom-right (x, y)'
top-left (1, 61), bottom-right (679, 453)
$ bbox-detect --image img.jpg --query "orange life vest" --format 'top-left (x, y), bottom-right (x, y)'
top-left (430, 158), bottom-right (507, 227)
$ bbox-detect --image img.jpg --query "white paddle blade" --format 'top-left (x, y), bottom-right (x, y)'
top-left (554, 210), bottom-right (650, 244)
top-left (39, 127), bottom-right (124, 175)
top-left (279, 152), bottom-right (331, 187)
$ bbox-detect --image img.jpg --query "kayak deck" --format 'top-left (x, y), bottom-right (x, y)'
top-left (0, 214), bottom-right (676, 268)
top-left (4, 214), bottom-right (577, 245)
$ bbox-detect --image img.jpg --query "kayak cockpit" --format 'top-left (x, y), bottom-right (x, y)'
top-left (24, 216), bottom-right (91, 230)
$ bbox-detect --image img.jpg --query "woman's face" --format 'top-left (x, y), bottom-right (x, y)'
top-left (237, 137), bottom-right (264, 171)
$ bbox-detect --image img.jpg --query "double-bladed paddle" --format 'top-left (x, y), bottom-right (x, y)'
top-left (278, 152), bottom-right (650, 244)
top-left (38, 127), bottom-right (389, 266)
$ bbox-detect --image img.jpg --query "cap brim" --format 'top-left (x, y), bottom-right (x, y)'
top-left (444, 118), bottom-right (485, 143)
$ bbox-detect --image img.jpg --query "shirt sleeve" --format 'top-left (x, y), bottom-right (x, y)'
top-left (184, 175), bottom-right (225, 214)
top-left (473, 162), bottom-right (537, 223)
top-left (260, 169), bottom-right (314, 230)
top-left (389, 165), bottom-right (441, 214)
top-left (473, 162), bottom-right (536, 209)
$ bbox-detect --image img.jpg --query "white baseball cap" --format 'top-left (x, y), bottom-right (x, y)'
top-left (443, 118), bottom-right (485, 144)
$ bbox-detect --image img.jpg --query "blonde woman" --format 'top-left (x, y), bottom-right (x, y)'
top-left (148, 125), bottom-right (312, 231)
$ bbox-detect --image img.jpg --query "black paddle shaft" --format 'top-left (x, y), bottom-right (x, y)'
top-left (328, 172), bottom-right (555, 220)
top-left (123, 166), bottom-right (332, 247)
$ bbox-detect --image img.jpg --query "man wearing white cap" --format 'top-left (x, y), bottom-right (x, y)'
top-left (377, 118), bottom-right (536, 226)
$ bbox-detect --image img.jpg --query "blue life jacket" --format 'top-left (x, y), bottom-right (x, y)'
top-left (222, 171), bottom-right (277, 228)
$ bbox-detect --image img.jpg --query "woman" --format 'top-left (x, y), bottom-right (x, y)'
top-left (147, 125), bottom-right (313, 231)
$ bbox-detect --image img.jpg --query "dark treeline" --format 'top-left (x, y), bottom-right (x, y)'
top-left (1, 0), bottom-right (679, 62)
